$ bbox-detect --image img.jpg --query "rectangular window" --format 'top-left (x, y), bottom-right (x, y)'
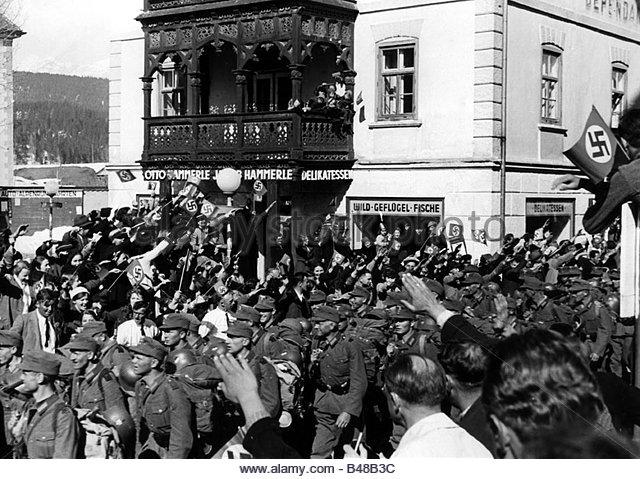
top-left (160, 68), bottom-right (185, 117)
top-left (379, 44), bottom-right (416, 119)
top-left (541, 50), bottom-right (561, 123)
top-left (251, 72), bottom-right (291, 112)
top-left (611, 66), bottom-right (627, 129)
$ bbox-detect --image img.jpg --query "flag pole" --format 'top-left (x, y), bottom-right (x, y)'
top-left (179, 249), bottom-right (191, 292)
top-left (620, 203), bottom-right (640, 387)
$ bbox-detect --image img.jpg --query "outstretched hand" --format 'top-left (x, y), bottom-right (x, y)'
top-left (552, 174), bottom-right (580, 191)
top-left (400, 273), bottom-right (448, 322)
top-left (213, 353), bottom-right (258, 404)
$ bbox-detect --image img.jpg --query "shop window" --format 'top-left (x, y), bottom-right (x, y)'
top-left (611, 65), bottom-right (627, 129)
top-left (378, 42), bottom-right (416, 120)
top-left (525, 199), bottom-right (574, 241)
top-left (541, 48), bottom-right (561, 124)
top-left (347, 197), bottom-right (443, 250)
top-left (159, 58), bottom-right (186, 117)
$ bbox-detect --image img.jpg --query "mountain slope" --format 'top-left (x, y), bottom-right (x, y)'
top-left (14, 71), bottom-right (108, 164)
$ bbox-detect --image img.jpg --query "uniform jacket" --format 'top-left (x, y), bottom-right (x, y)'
top-left (579, 302), bottom-right (614, 357)
top-left (441, 314), bottom-right (497, 350)
top-left (248, 352), bottom-right (281, 419)
top-left (100, 339), bottom-right (131, 371)
top-left (71, 364), bottom-right (127, 412)
top-left (391, 329), bottom-right (439, 362)
top-left (23, 394), bottom-right (79, 459)
top-left (135, 372), bottom-right (193, 459)
top-left (314, 337), bottom-right (367, 417)
top-left (0, 358), bottom-right (25, 450)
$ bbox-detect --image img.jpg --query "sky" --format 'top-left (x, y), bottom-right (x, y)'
top-left (10, 0), bottom-right (143, 78)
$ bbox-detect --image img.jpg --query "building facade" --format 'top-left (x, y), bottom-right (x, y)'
top-left (0, 16), bottom-right (25, 227)
top-left (109, 0), bottom-right (640, 261)
top-left (341, 0), bottom-right (640, 253)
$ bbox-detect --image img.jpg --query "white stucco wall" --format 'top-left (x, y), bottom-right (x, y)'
top-left (108, 34), bottom-right (145, 208)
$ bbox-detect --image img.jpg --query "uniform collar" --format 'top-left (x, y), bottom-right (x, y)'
top-left (6, 355), bottom-right (21, 374)
top-left (34, 393), bottom-right (59, 414)
top-left (102, 338), bottom-right (122, 354)
top-left (141, 371), bottom-right (166, 393)
top-left (82, 363), bottom-right (105, 384)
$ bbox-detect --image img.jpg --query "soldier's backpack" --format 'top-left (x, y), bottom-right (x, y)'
top-left (344, 319), bottom-right (387, 383)
top-left (172, 364), bottom-right (221, 434)
top-left (263, 356), bottom-right (302, 415)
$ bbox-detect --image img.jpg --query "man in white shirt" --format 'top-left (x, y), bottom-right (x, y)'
top-left (345, 353), bottom-right (491, 459)
top-left (10, 289), bottom-right (58, 353)
top-left (116, 300), bottom-right (159, 347)
top-left (13, 261), bottom-right (32, 315)
top-left (199, 296), bottom-right (235, 340)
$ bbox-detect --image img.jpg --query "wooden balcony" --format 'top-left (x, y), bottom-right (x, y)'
top-left (143, 0), bottom-right (356, 14)
top-left (141, 111), bottom-right (353, 168)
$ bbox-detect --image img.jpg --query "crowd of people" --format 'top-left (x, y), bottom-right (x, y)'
top-left (2, 108), bottom-right (640, 460)
top-left (0, 188), bottom-right (637, 460)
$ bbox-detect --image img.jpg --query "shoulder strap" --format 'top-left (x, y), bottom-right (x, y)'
top-left (95, 368), bottom-right (113, 410)
top-left (417, 334), bottom-right (427, 355)
top-left (51, 400), bottom-right (71, 438)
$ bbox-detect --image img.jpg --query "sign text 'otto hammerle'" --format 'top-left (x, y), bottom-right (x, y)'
top-left (143, 168), bottom-right (355, 182)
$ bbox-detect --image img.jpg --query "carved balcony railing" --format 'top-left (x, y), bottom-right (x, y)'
top-left (142, 111), bottom-right (353, 167)
top-left (144, 0), bottom-right (356, 11)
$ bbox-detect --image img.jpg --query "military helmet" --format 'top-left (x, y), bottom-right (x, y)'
top-left (299, 318), bottom-right (312, 334)
top-left (605, 294), bottom-right (620, 316)
top-left (274, 348), bottom-right (304, 369)
top-left (167, 349), bottom-right (198, 371)
top-left (100, 406), bottom-right (136, 448)
top-left (118, 361), bottom-right (141, 392)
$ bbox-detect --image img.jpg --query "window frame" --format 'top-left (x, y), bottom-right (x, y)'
top-left (376, 39), bottom-right (418, 121)
top-left (251, 71), bottom-right (291, 112)
top-left (158, 59), bottom-right (186, 117)
top-left (611, 62), bottom-right (628, 129)
top-left (540, 45), bottom-right (563, 125)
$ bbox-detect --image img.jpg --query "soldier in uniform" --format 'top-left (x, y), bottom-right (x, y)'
top-left (309, 305), bottom-right (366, 458)
top-left (233, 305), bottom-right (264, 350)
top-left (226, 323), bottom-right (281, 419)
top-left (160, 313), bottom-right (194, 353)
top-left (14, 351), bottom-right (80, 458)
top-left (254, 296), bottom-right (276, 330)
top-left (604, 293), bottom-right (634, 377)
top-left (0, 331), bottom-right (24, 457)
top-left (347, 286), bottom-right (372, 317)
top-left (571, 284), bottom-right (614, 367)
top-left (185, 317), bottom-right (205, 351)
top-left (386, 308), bottom-right (438, 362)
top-left (81, 321), bottom-right (131, 374)
top-left (67, 335), bottom-right (131, 458)
top-left (131, 337), bottom-right (193, 458)
top-left (344, 308), bottom-right (393, 456)
top-left (67, 336), bottom-right (127, 413)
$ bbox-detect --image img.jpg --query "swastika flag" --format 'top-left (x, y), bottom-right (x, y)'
top-left (116, 169), bottom-right (136, 183)
top-left (448, 222), bottom-right (465, 245)
top-left (200, 200), bottom-right (240, 224)
top-left (472, 229), bottom-right (487, 245)
top-left (564, 106), bottom-right (629, 184)
top-left (126, 259), bottom-right (146, 286)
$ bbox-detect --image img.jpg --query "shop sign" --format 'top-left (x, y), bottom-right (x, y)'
top-left (526, 201), bottom-right (573, 217)
top-left (142, 168), bottom-right (354, 182)
top-left (349, 199), bottom-right (443, 217)
top-left (585, 0), bottom-right (640, 26)
top-left (0, 189), bottom-right (82, 199)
